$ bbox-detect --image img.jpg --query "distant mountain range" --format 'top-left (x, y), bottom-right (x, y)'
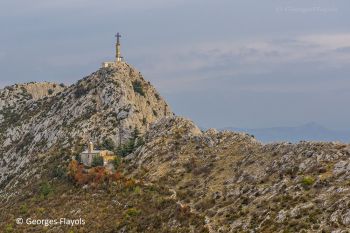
top-left (223, 122), bottom-right (350, 143)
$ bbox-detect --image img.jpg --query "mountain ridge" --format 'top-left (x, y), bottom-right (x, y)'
top-left (1, 63), bottom-right (350, 232)
top-left (223, 122), bottom-right (350, 143)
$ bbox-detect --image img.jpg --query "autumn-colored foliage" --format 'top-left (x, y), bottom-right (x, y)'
top-left (68, 160), bottom-right (90, 185)
top-left (88, 167), bottom-right (108, 184)
top-left (124, 178), bottom-right (137, 190)
top-left (67, 160), bottom-right (124, 187)
top-left (67, 160), bottom-right (78, 177)
top-left (110, 171), bottom-right (122, 181)
top-left (75, 164), bottom-right (88, 185)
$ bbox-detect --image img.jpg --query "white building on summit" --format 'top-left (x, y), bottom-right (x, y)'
top-left (102, 32), bottom-right (124, 68)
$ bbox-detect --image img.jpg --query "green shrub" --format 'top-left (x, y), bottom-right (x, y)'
top-left (92, 156), bottom-right (104, 167)
top-left (39, 182), bottom-right (54, 198)
top-left (132, 127), bottom-right (140, 139)
top-left (75, 154), bottom-right (82, 163)
top-left (301, 176), bottom-right (315, 186)
top-left (5, 224), bottom-right (13, 233)
top-left (154, 93), bottom-right (160, 100)
top-left (48, 89), bottom-right (54, 95)
top-left (125, 208), bottom-right (141, 217)
top-left (113, 156), bottom-right (121, 169)
top-left (116, 128), bottom-right (144, 157)
top-left (20, 204), bottom-right (28, 215)
top-left (132, 81), bottom-right (145, 96)
top-left (52, 166), bottom-right (67, 179)
top-left (101, 138), bottom-right (116, 151)
top-left (134, 186), bottom-right (142, 195)
top-left (74, 85), bottom-right (89, 98)
top-left (117, 140), bottom-right (135, 157)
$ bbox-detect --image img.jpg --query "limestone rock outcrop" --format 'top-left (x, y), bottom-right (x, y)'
top-left (0, 62), bottom-right (173, 192)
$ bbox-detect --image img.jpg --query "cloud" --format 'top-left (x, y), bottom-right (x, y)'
top-left (132, 33), bottom-right (350, 93)
top-left (300, 34), bottom-right (350, 49)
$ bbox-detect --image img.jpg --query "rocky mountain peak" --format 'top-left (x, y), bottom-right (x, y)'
top-left (61, 62), bottom-right (173, 139)
top-left (0, 62), bottom-right (173, 191)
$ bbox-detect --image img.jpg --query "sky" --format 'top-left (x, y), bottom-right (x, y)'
top-left (0, 0), bottom-right (349, 130)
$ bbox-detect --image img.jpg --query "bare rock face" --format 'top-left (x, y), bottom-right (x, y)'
top-left (0, 62), bottom-right (173, 192)
top-left (18, 82), bottom-right (66, 100)
top-left (0, 82), bottom-right (65, 118)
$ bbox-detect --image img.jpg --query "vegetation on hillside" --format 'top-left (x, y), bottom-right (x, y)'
top-left (116, 128), bottom-right (145, 157)
top-left (132, 80), bottom-right (145, 96)
top-left (0, 148), bottom-right (209, 233)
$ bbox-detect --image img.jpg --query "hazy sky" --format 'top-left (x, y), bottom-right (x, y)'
top-left (0, 0), bottom-right (349, 129)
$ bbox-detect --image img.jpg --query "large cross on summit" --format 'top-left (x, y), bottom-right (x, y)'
top-left (115, 33), bottom-right (121, 45)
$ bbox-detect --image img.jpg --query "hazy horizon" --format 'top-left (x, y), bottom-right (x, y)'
top-left (1, 0), bottom-right (349, 130)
